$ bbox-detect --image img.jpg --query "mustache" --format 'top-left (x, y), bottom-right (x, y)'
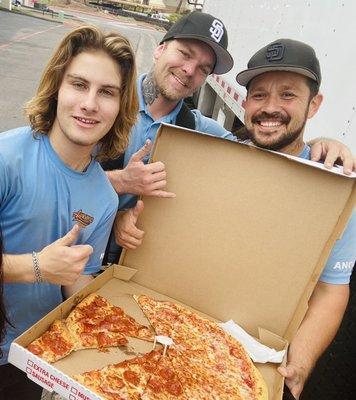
top-left (251, 111), bottom-right (290, 124)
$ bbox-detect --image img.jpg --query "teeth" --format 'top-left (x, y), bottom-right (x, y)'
top-left (259, 121), bottom-right (282, 127)
top-left (76, 117), bottom-right (97, 124)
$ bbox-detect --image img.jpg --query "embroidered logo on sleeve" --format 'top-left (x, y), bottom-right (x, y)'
top-left (72, 209), bottom-right (94, 228)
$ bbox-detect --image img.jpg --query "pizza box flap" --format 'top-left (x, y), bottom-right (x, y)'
top-left (120, 124), bottom-right (355, 340)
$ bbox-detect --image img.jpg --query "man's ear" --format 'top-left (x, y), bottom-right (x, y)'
top-left (307, 93), bottom-right (323, 119)
top-left (153, 43), bottom-right (167, 61)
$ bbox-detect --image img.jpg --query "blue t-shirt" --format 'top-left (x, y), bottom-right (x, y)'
top-left (299, 145), bottom-right (355, 284)
top-left (119, 74), bottom-right (237, 209)
top-left (0, 126), bottom-right (118, 363)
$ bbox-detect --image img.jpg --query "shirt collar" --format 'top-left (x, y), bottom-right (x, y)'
top-left (137, 74), bottom-right (185, 123)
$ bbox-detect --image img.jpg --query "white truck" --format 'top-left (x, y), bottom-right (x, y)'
top-left (195, 0), bottom-right (356, 152)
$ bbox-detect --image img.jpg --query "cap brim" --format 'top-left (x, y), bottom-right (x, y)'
top-left (162, 34), bottom-right (234, 75)
top-left (236, 65), bottom-right (319, 86)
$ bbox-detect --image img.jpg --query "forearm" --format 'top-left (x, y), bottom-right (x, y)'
top-left (62, 274), bottom-right (94, 299)
top-left (3, 253), bottom-right (35, 283)
top-left (288, 282), bottom-right (349, 374)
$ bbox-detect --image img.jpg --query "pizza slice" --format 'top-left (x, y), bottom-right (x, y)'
top-left (167, 343), bottom-right (245, 399)
top-left (141, 355), bottom-right (187, 399)
top-left (101, 303), bottom-right (155, 342)
top-left (66, 293), bottom-right (154, 349)
top-left (73, 350), bottom-right (162, 400)
top-left (133, 295), bottom-right (182, 337)
top-left (134, 295), bottom-right (267, 399)
top-left (167, 306), bottom-right (268, 400)
top-left (27, 320), bottom-right (75, 363)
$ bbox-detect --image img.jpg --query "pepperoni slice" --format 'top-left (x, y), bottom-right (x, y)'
top-left (27, 343), bottom-right (43, 355)
top-left (165, 379), bottom-right (183, 396)
top-left (111, 375), bottom-right (125, 389)
top-left (142, 362), bottom-right (156, 373)
top-left (41, 332), bottom-right (54, 346)
top-left (111, 306), bottom-right (125, 316)
top-left (101, 376), bottom-right (125, 393)
top-left (148, 377), bottom-right (162, 393)
top-left (97, 332), bottom-right (127, 348)
top-left (123, 370), bottom-right (140, 386)
top-left (83, 322), bottom-right (97, 333)
top-left (97, 332), bottom-right (111, 347)
top-left (158, 367), bottom-right (175, 380)
top-left (93, 296), bottom-right (108, 307)
top-left (104, 314), bottom-right (122, 324)
top-left (50, 337), bottom-right (71, 355)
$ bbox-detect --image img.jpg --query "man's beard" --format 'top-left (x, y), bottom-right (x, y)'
top-left (246, 111), bottom-right (307, 151)
top-left (157, 70), bottom-right (193, 102)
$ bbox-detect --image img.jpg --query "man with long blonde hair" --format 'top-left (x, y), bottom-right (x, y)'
top-left (0, 25), bottom-right (138, 399)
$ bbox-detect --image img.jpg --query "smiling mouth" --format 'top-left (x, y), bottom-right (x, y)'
top-left (74, 116), bottom-right (99, 125)
top-left (171, 73), bottom-right (189, 88)
top-left (258, 120), bottom-right (284, 128)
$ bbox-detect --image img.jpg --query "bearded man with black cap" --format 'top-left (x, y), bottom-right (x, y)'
top-left (104, 12), bottom-right (354, 260)
top-left (236, 38), bottom-right (355, 400)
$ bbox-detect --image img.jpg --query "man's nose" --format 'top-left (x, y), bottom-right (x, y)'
top-left (182, 60), bottom-right (197, 76)
top-left (260, 94), bottom-right (281, 113)
top-left (80, 90), bottom-right (99, 112)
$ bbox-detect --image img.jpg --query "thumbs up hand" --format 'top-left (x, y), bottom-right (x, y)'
top-left (114, 200), bottom-right (145, 249)
top-left (106, 140), bottom-right (176, 198)
top-left (38, 224), bottom-right (93, 285)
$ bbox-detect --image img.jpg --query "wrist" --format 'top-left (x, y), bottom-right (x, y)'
top-left (32, 251), bottom-right (43, 283)
top-left (3, 253), bottom-right (37, 283)
top-left (107, 170), bottom-right (126, 195)
top-left (287, 351), bottom-right (314, 378)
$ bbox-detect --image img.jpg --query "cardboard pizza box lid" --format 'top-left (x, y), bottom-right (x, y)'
top-left (120, 124), bottom-right (355, 341)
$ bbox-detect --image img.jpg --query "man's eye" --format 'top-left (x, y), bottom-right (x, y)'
top-left (200, 66), bottom-right (211, 76)
top-left (251, 93), bottom-right (265, 99)
top-left (179, 50), bottom-right (190, 58)
top-left (100, 89), bottom-right (113, 97)
top-left (282, 92), bottom-right (295, 98)
top-left (72, 81), bottom-right (86, 90)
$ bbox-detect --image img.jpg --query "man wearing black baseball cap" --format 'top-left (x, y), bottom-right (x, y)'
top-left (105, 11), bottom-right (238, 254)
top-left (236, 38), bottom-right (355, 399)
top-left (104, 16), bottom-right (354, 259)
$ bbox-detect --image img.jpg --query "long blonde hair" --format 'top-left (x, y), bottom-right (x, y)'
top-left (26, 25), bottom-right (138, 161)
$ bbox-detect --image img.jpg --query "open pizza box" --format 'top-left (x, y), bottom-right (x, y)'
top-left (9, 124), bottom-right (356, 400)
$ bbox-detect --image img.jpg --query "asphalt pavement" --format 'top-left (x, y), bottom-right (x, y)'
top-left (0, 9), bottom-right (163, 132)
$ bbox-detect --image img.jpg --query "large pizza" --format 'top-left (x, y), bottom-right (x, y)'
top-left (27, 293), bottom-right (268, 399)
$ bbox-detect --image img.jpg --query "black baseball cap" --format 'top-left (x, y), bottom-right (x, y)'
top-left (236, 39), bottom-right (321, 87)
top-left (160, 11), bottom-right (233, 75)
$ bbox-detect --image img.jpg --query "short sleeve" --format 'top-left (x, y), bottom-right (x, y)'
top-left (192, 110), bottom-right (237, 141)
top-left (319, 211), bottom-right (356, 284)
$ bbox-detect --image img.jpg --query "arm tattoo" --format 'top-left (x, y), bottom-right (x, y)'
top-left (142, 71), bottom-right (160, 105)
